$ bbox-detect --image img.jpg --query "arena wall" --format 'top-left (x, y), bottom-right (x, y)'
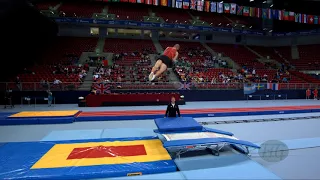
top-left (57, 25), bottom-right (320, 47)
top-left (3, 90), bottom-right (306, 105)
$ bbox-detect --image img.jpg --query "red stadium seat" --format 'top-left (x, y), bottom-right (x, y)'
top-left (208, 43), bottom-right (264, 69)
top-left (34, 2), bottom-right (59, 10)
top-left (58, 2), bottom-right (104, 18)
top-left (153, 7), bottom-right (192, 24)
top-left (108, 4), bottom-right (148, 21)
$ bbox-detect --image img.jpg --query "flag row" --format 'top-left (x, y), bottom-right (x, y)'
top-left (103, 0), bottom-right (319, 25)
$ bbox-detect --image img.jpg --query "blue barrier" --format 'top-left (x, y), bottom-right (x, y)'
top-left (0, 137), bottom-right (176, 180)
top-left (246, 94), bottom-right (288, 100)
top-left (2, 89), bottom-right (306, 104)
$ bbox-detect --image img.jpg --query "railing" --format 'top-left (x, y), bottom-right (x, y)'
top-left (1, 82), bottom-right (319, 91)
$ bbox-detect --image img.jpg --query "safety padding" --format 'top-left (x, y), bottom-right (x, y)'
top-left (154, 127), bottom-right (234, 136)
top-left (0, 137), bottom-right (177, 180)
top-left (154, 117), bottom-right (202, 133)
top-left (9, 110), bottom-right (79, 118)
top-left (163, 138), bottom-right (260, 149)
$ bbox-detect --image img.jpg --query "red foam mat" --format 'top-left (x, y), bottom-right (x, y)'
top-left (78, 105), bottom-right (320, 117)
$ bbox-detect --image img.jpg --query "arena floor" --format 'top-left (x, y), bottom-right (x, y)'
top-left (1, 99), bottom-right (320, 179)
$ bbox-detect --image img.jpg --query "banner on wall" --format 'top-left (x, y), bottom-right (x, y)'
top-left (54, 17), bottom-right (320, 37)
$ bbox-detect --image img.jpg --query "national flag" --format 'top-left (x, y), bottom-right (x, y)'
top-left (176, 0), bottom-right (182, 8)
top-left (289, 12), bottom-right (295, 21)
top-left (278, 10), bottom-right (283, 20)
top-left (237, 6), bottom-right (243, 15)
top-left (262, 8), bottom-right (267, 19)
top-left (294, 13), bottom-right (299, 22)
top-left (183, 0), bottom-right (189, 9)
top-left (255, 8), bottom-right (261, 18)
top-left (272, 9), bottom-right (278, 19)
top-left (267, 83), bottom-right (279, 91)
top-left (314, 16), bottom-right (319, 24)
top-left (243, 84), bottom-right (256, 95)
top-left (243, 6), bottom-right (249, 16)
top-left (249, 7), bottom-right (255, 17)
top-left (160, 0), bottom-right (167, 6)
top-left (168, 0), bottom-right (174, 7)
top-left (129, 0), bottom-right (136, 3)
top-left (308, 15), bottom-right (314, 24)
top-left (217, 2), bottom-right (223, 13)
top-left (283, 11), bottom-right (289, 20)
top-left (267, 9), bottom-right (272, 19)
top-left (224, 3), bottom-right (230, 13)
top-left (298, 13), bottom-right (302, 23)
top-left (136, 0), bottom-right (144, 3)
top-left (256, 84), bottom-right (265, 90)
top-left (210, 2), bottom-right (216, 12)
top-left (93, 83), bottom-right (111, 94)
top-left (190, 0), bottom-right (196, 10)
top-left (204, 1), bottom-right (210, 12)
top-left (196, 0), bottom-right (203, 11)
top-left (178, 82), bottom-right (191, 90)
top-left (120, 0), bottom-right (128, 2)
top-left (302, 14), bottom-right (307, 23)
top-left (112, 0), bottom-right (120, 2)
top-left (153, 0), bottom-right (158, 5)
top-left (145, 0), bottom-right (152, 4)
top-left (230, 3), bottom-right (236, 14)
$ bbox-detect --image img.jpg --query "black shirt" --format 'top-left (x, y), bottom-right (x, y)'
top-left (165, 103), bottom-right (181, 117)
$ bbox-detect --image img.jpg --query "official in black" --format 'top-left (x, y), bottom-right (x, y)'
top-left (4, 88), bottom-right (14, 109)
top-left (165, 97), bottom-right (180, 117)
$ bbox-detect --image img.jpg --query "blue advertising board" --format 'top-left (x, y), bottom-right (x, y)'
top-left (53, 17), bottom-right (320, 37)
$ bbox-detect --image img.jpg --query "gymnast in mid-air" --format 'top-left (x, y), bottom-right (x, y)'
top-left (149, 44), bottom-right (180, 81)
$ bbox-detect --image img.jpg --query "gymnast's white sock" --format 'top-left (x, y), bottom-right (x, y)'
top-left (149, 72), bottom-right (154, 81)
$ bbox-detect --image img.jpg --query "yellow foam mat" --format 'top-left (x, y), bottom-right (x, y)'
top-left (9, 110), bottom-right (79, 118)
top-left (32, 139), bottom-right (171, 169)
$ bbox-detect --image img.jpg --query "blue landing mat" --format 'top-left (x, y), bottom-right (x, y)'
top-left (0, 137), bottom-right (176, 180)
top-left (154, 117), bottom-right (202, 132)
top-left (107, 172), bottom-right (186, 180)
top-left (0, 112), bottom-right (17, 116)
